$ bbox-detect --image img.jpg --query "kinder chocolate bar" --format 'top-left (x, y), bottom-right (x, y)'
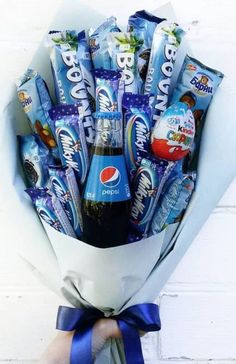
top-left (123, 93), bottom-right (152, 179)
top-left (17, 69), bottom-right (58, 156)
top-left (26, 188), bottom-right (76, 237)
top-left (170, 55), bottom-right (224, 170)
top-left (49, 166), bottom-right (83, 238)
top-left (77, 30), bottom-right (96, 112)
top-left (49, 105), bottom-right (89, 186)
top-left (144, 22), bottom-right (185, 123)
top-left (89, 16), bottom-right (120, 69)
top-left (107, 32), bottom-right (141, 93)
top-left (128, 10), bottom-right (165, 93)
top-left (150, 175), bottom-right (194, 235)
top-left (48, 30), bottom-right (95, 147)
top-left (151, 102), bottom-right (195, 161)
top-left (18, 134), bottom-right (54, 188)
top-left (94, 69), bottom-right (122, 112)
top-left (130, 155), bottom-right (176, 235)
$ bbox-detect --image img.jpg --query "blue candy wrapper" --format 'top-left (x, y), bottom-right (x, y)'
top-left (94, 69), bottom-right (122, 112)
top-left (165, 177), bottom-right (194, 224)
top-left (123, 92), bottom-right (151, 109)
top-left (170, 55), bottom-right (224, 171)
top-left (17, 69), bottom-right (58, 158)
top-left (77, 30), bottom-right (96, 112)
top-left (48, 30), bottom-right (95, 147)
top-left (49, 104), bottom-right (89, 186)
top-left (150, 175), bottom-right (194, 235)
top-left (89, 17), bottom-right (120, 69)
top-left (18, 134), bottom-right (54, 188)
top-left (107, 32), bottom-right (142, 93)
top-left (130, 155), bottom-right (176, 235)
top-left (49, 166), bottom-right (83, 238)
top-left (123, 93), bottom-right (152, 179)
top-left (26, 188), bottom-right (76, 237)
top-left (144, 22), bottom-right (185, 123)
top-left (128, 10), bottom-right (165, 93)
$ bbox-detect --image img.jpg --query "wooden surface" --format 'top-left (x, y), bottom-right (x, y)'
top-left (0, 0), bottom-right (236, 362)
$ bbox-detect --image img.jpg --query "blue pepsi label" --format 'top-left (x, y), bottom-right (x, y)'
top-left (84, 154), bottom-right (131, 202)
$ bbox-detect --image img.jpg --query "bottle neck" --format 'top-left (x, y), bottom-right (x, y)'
top-left (94, 117), bottom-right (122, 149)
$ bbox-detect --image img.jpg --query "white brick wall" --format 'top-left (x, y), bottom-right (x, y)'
top-left (1, 0), bottom-right (236, 362)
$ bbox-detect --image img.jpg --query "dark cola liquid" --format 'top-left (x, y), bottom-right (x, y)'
top-left (81, 147), bottom-right (131, 248)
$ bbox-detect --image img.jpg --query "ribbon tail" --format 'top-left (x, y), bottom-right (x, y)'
top-left (71, 326), bottom-right (93, 364)
top-left (118, 320), bottom-right (145, 364)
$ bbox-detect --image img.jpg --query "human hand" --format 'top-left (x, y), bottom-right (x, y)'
top-left (38, 318), bottom-right (122, 364)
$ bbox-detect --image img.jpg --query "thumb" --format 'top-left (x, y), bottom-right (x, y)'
top-left (92, 318), bottom-right (122, 358)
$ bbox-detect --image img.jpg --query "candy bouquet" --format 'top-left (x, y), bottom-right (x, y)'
top-left (3, 1), bottom-right (236, 363)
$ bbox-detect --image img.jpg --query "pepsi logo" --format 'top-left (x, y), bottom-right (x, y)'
top-left (100, 166), bottom-right (121, 188)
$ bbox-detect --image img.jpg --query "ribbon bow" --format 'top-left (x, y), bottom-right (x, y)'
top-left (56, 303), bottom-right (161, 364)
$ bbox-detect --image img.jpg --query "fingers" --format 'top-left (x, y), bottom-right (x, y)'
top-left (93, 318), bottom-right (122, 340)
top-left (38, 321), bottom-right (142, 364)
top-left (106, 319), bottom-right (122, 339)
top-left (92, 318), bottom-right (122, 358)
top-left (38, 331), bottom-right (74, 364)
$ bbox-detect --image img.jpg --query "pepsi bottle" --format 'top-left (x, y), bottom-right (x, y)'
top-left (81, 112), bottom-right (131, 248)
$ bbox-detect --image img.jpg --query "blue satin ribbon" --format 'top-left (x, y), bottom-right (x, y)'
top-left (56, 303), bottom-right (161, 364)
